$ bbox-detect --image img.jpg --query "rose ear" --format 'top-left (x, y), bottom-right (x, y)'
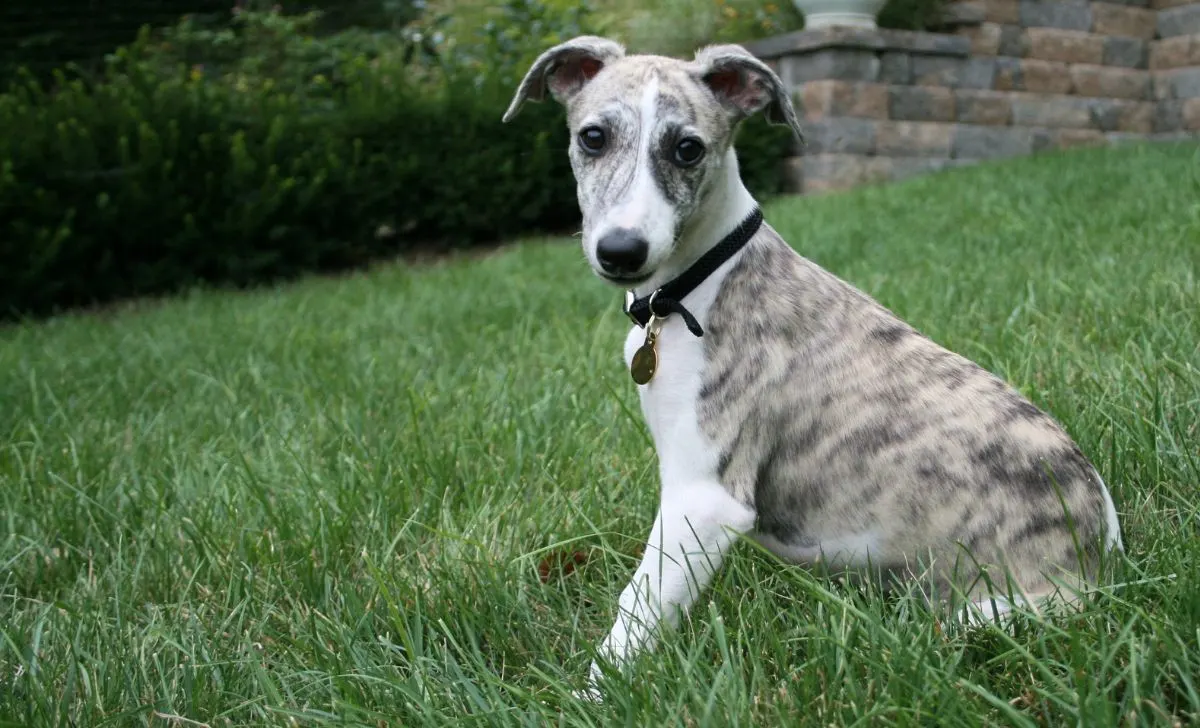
top-left (693, 44), bottom-right (804, 143)
top-left (502, 36), bottom-right (626, 123)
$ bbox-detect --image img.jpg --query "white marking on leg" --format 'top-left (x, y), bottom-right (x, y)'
top-left (963, 594), bottom-right (1017, 627)
top-left (586, 480), bottom-right (755, 693)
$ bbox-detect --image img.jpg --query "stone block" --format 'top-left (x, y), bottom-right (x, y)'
top-left (956, 89), bottom-right (1013, 124)
top-left (1185, 99), bottom-right (1200, 130)
top-left (953, 125), bottom-right (1035, 158)
top-left (1103, 132), bottom-right (1152, 144)
top-left (802, 118), bottom-right (878, 154)
top-left (1116, 101), bottom-right (1156, 131)
top-left (1155, 99), bottom-right (1184, 130)
top-left (1091, 3), bottom-right (1158, 38)
top-left (1154, 68), bottom-right (1200, 99)
top-left (961, 23), bottom-right (1003, 55)
top-left (880, 52), bottom-right (913, 84)
top-left (789, 154), bottom-right (892, 193)
top-left (908, 56), bottom-right (996, 88)
top-left (1084, 97), bottom-right (1118, 129)
top-left (1158, 3), bottom-right (1200, 38)
top-left (941, 1), bottom-right (988, 26)
top-left (1031, 128), bottom-right (1057, 151)
top-left (1020, 0), bottom-right (1092, 31)
top-left (994, 57), bottom-right (1024, 90)
top-left (889, 157), bottom-right (963, 181)
top-left (1103, 36), bottom-right (1148, 69)
top-left (1049, 129), bottom-right (1108, 148)
top-left (876, 121), bottom-right (957, 156)
top-left (1069, 65), bottom-right (1151, 99)
top-left (799, 81), bottom-right (890, 119)
top-left (998, 24), bottom-right (1026, 56)
top-left (889, 85), bottom-right (957, 121)
top-left (781, 49), bottom-right (881, 84)
top-left (1150, 34), bottom-right (1200, 70)
top-left (912, 55), bottom-right (967, 86)
top-left (1082, 99), bottom-right (1154, 131)
top-left (1025, 28), bottom-right (1105, 64)
top-left (1020, 59), bottom-right (1075, 93)
top-left (982, 0), bottom-right (1021, 23)
top-left (962, 58), bottom-right (1000, 88)
top-left (1085, 98), bottom-right (1122, 130)
top-left (1011, 95), bottom-right (1093, 127)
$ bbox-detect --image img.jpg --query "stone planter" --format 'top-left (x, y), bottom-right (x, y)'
top-left (792, 0), bottom-right (888, 29)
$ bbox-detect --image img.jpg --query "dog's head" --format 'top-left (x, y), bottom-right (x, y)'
top-left (503, 36), bottom-right (802, 286)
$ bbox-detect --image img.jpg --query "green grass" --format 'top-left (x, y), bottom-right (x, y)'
top-left (2, 142), bottom-right (1199, 727)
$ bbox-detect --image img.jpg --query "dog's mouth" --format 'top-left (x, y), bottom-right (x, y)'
top-left (598, 271), bottom-right (653, 286)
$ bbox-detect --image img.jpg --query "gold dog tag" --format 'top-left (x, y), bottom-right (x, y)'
top-left (630, 317), bottom-right (664, 385)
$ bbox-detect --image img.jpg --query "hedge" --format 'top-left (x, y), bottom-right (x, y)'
top-left (0, 0), bottom-right (230, 85)
top-left (0, 1), bottom-right (426, 86)
top-left (0, 17), bottom-right (794, 319)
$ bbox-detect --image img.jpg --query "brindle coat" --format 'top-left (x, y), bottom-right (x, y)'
top-left (504, 35), bottom-right (1123, 698)
top-left (704, 224), bottom-right (1116, 598)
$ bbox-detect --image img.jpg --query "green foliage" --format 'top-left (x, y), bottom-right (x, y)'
top-left (149, 3), bottom-right (445, 91)
top-left (0, 0), bottom-right (424, 85)
top-left (0, 0), bottom-right (230, 84)
top-left (877, 0), bottom-right (949, 31)
top-left (295, 0), bottom-right (426, 32)
top-left (0, 4), bottom-right (795, 318)
top-left (0, 27), bottom-right (569, 316)
top-left (736, 114), bottom-right (798, 197)
top-left (444, 0), bottom-right (613, 78)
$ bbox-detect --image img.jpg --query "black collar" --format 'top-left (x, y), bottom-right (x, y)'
top-left (622, 207), bottom-right (763, 337)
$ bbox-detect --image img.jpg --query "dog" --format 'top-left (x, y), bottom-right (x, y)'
top-left (502, 36), bottom-right (1124, 699)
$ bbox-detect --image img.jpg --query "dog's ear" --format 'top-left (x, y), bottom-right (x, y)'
top-left (692, 44), bottom-right (804, 143)
top-left (502, 36), bottom-right (626, 123)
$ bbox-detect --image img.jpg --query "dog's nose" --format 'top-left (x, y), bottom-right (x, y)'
top-left (596, 230), bottom-right (649, 276)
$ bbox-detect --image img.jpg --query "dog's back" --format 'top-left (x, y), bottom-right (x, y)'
top-left (699, 224), bottom-right (1122, 604)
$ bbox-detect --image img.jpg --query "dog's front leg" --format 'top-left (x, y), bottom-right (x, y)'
top-left (583, 480), bottom-right (755, 698)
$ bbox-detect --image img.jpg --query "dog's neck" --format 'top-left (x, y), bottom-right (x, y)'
top-left (631, 148), bottom-right (759, 300)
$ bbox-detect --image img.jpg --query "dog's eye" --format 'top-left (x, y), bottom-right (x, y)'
top-left (674, 137), bottom-right (705, 167)
top-left (578, 126), bottom-right (606, 155)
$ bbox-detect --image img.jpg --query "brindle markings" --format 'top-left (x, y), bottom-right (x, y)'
top-left (698, 223), bottom-right (1116, 602)
top-left (870, 324), bottom-right (910, 346)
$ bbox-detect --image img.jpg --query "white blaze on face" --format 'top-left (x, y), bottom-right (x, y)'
top-left (592, 77), bottom-right (677, 269)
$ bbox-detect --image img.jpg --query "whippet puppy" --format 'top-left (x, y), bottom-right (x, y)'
top-left (502, 36), bottom-right (1124, 698)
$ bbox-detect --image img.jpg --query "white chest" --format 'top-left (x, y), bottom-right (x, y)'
top-left (621, 315), bottom-right (720, 487)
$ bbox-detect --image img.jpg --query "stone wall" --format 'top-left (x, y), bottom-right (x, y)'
top-left (743, 0), bottom-right (1200, 194)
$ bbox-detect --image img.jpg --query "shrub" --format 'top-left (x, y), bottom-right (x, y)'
top-left (877, 0), bottom-right (949, 31)
top-left (0, 4), bottom-right (795, 318)
top-left (735, 116), bottom-right (797, 198)
top-left (0, 0), bottom-right (230, 86)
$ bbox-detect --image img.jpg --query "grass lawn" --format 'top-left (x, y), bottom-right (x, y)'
top-left (2, 142), bottom-right (1199, 727)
